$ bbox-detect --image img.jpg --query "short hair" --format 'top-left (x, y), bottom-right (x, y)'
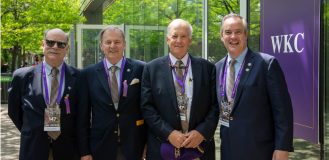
top-left (167, 19), bottom-right (193, 39)
top-left (43, 28), bottom-right (69, 42)
top-left (99, 26), bottom-right (125, 43)
top-left (220, 13), bottom-right (248, 37)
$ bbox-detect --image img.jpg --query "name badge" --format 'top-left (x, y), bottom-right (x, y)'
top-left (44, 105), bottom-right (61, 131)
top-left (219, 100), bottom-right (234, 127)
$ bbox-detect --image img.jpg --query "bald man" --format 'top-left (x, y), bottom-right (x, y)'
top-left (8, 28), bottom-right (80, 160)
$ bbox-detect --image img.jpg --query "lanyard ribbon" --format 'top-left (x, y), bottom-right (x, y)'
top-left (42, 62), bottom-right (65, 105)
top-left (103, 57), bottom-right (126, 96)
top-left (169, 56), bottom-right (191, 94)
top-left (220, 57), bottom-right (245, 100)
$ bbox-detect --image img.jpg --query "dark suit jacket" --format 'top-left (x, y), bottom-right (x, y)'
top-left (8, 63), bottom-right (80, 160)
top-left (216, 49), bottom-right (294, 160)
top-left (141, 55), bottom-right (219, 160)
top-left (77, 58), bottom-right (146, 160)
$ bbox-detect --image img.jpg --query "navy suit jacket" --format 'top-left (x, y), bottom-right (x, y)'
top-left (216, 49), bottom-right (294, 160)
top-left (77, 58), bottom-right (147, 160)
top-left (141, 55), bottom-right (219, 160)
top-left (8, 63), bottom-right (80, 160)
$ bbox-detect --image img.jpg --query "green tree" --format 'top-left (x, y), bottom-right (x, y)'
top-left (102, 0), bottom-right (240, 62)
top-left (1, 0), bottom-right (84, 72)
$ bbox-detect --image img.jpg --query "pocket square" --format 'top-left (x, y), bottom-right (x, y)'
top-left (130, 78), bottom-right (140, 85)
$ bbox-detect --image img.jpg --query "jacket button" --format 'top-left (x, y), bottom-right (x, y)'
top-left (114, 131), bottom-right (118, 134)
top-left (109, 103), bottom-right (113, 106)
top-left (116, 113), bottom-right (120, 117)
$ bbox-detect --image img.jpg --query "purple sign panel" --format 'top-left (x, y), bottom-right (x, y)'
top-left (260, 0), bottom-right (320, 143)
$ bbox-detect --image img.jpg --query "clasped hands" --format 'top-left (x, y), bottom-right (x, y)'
top-left (168, 130), bottom-right (204, 148)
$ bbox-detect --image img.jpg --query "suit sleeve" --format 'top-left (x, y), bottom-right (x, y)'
top-left (76, 69), bottom-right (92, 156)
top-left (141, 64), bottom-right (174, 140)
top-left (8, 71), bottom-right (23, 131)
top-left (194, 63), bottom-right (219, 140)
top-left (266, 58), bottom-right (294, 151)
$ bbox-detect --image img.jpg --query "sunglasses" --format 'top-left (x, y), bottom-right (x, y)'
top-left (45, 39), bottom-right (67, 49)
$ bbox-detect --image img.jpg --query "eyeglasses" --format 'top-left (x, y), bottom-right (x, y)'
top-left (45, 39), bottom-right (67, 49)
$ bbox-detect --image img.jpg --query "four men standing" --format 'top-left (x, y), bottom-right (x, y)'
top-left (8, 14), bottom-right (293, 160)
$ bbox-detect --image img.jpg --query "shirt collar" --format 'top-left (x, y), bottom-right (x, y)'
top-left (106, 57), bottom-right (123, 70)
top-left (43, 60), bottom-right (63, 76)
top-left (169, 53), bottom-right (189, 66)
top-left (227, 47), bottom-right (248, 64)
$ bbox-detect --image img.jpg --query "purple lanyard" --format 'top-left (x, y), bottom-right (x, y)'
top-left (220, 57), bottom-right (245, 99)
top-left (169, 57), bottom-right (191, 94)
top-left (42, 62), bottom-right (65, 105)
top-left (103, 57), bottom-right (126, 96)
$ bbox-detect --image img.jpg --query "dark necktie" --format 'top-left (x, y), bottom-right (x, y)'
top-left (110, 66), bottom-right (119, 108)
top-left (48, 67), bottom-right (61, 140)
top-left (226, 59), bottom-right (236, 102)
top-left (175, 60), bottom-right (188, 133)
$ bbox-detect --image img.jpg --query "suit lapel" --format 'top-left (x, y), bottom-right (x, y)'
top-left (190, 56), bottom-right (201, 110)
top-left (32, 63), bottom-right (47, 111)
top-left (189, 56), bottom-right (201, 125)
top-left (216, 57), bottom-right (227, 103)
top-left (231, 50), bottom-right (255, 113)
top-left (162, 56), bottom-right (179, 111)
top-left (96, 62), bottom-right (111, 98)
top-left (117, 58), bottom-right (133, 110)
top-left (61, 63), bottom-right (76, 105)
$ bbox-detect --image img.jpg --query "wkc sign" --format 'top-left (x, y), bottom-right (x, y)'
top-left (260, 0), bottom-right (320, 143)
top-left (271, 32), bottom-right (304, 53)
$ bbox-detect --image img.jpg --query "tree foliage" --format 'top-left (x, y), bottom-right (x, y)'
top-left (1, 0), bottom-right (84, 72)
top-left (102, 0), bottom-right (241, 62)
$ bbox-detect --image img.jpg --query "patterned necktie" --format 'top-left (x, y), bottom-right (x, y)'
top-left (226, 59), bottom-right (236, 102)
top-left (50, 68), bottom-right (59, 107)
top-left (48, 67), bottom-right (61, 140)
top-left (175, 60), bottom-right (184, 92)
top-left (110, 66), bottom-right (119, 107)
top-left (175, 60), bottom-right (188, 133)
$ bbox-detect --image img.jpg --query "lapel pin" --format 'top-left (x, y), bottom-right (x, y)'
top-left (68, 86), bottom-right (71, 90)
top-left (246, 68), bottom-right (250, 72)
top-left (248, 63), bottom-right (252, 67)
top-left (127, 68), bottom-right (131, 72)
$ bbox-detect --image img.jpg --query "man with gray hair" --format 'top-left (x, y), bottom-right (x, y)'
top-left (141, 19), bottom-right (219, 159)
top-left (77, 26), bottom-right (147, 160)
top-left (216, 13), bottom-right (293, 160)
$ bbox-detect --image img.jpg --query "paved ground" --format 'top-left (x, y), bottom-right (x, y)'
top-left (0, 103), bottom-right (321, 159)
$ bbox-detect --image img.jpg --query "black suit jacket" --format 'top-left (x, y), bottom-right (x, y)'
top-left (77, 58), bottom-right (147, 160)
top-left (141, 55), bottom-right (219, 160)
top-left (216, 49), bottom-right (294, 160)
top-left (8, 63), bottom-right (80, 160)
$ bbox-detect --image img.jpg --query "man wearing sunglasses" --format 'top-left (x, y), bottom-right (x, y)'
top-left (8, 28), bottom-right (80, 160)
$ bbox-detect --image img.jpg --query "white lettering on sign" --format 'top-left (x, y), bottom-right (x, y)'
top-left (270, 32), bottom-right (304, 53)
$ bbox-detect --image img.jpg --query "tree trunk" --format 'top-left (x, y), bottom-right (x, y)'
top-left (10, 45), bottom-right (20, 73)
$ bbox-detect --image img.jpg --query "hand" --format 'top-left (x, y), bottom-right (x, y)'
top-left (81, 155), bottom-right (93, 160)
top-left (272, 150), bottom-right (289, 160)
top-left (181, 130), bottom-right (205, 148)
top-left (168, 130), bottom-right (186, 148)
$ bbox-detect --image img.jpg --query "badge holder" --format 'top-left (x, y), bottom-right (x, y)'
top-left (44, 104), bottom-right (61, 131)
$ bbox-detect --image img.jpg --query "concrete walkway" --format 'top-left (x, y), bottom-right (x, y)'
top-left (0, 103), bottom-right (321, 159)
top-left (1, 104), bottom-right (20, 160)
